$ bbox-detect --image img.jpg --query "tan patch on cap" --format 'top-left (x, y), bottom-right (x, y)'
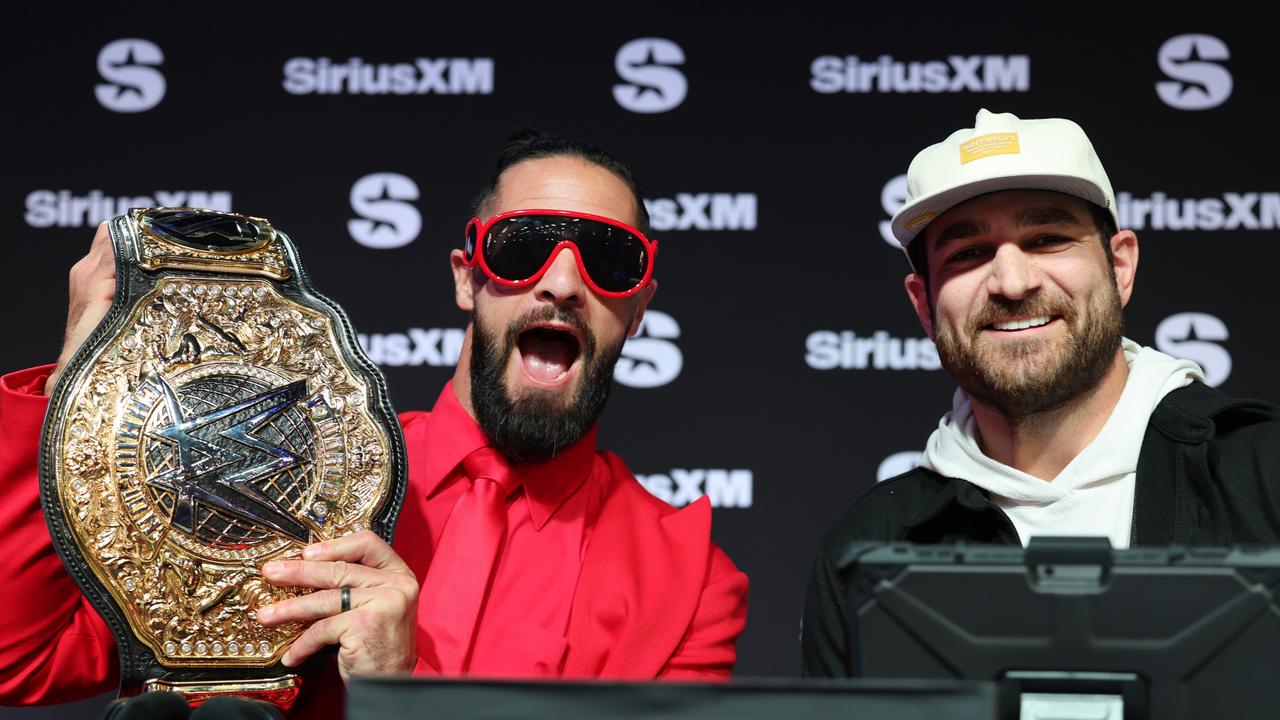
top-left (904, 212), bottom-right (937, 231)
top-left (959, 132), bottom-right (1020, 164)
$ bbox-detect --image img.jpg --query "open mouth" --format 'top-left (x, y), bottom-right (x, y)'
top-left (516, 325), bottom-right (583, 387)
top-left (987, 315), bottom-right (1056, 332)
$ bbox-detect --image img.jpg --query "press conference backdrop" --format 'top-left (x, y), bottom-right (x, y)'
top-left (4, 6), bottom-right (1273, 716)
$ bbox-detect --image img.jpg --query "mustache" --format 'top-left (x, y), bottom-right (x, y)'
top-left (502, 304), bottom-right (597, 360)
top-left (969, 295), bottom-right (1075, 332)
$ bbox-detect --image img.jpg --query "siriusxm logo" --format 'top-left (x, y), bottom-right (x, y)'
top-left (1117, 192), bottom-right (1280, 231)
top-left (613, 38), bottom-right (687, 113)
top-left (25, 190), bottom-right (232, 228)
top-left (811, 55), bottom-right (1029, 94)
top-left (283, 57), bottom-right (494, 95)
top-left (878, 451), bottom-right (923, 482)
top-left (806, 330), bottom-right (941, 371)
top-left (616, 310), bottom-right (682, 388)
top-left (644, 193), bottom-right (757, 231)
top-left (1155, 312), bottom-right (1231, 388)
top-left (636, 469), bottom-right (753, 509)
top-left (357, 328), bottom-right (464, 367)
top-left (349, 173), bottom-right (422, 248)
top-left (96, 38), bottom-right (166, 113)
top-left (1156, 34), bottom-right (1231, 110)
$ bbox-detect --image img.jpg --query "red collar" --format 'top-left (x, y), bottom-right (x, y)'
top-left (417, 381), bottom-right (597, 530)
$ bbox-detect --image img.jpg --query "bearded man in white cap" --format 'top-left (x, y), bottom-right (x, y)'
top-left (801, 109), bottom-right (1280, 676)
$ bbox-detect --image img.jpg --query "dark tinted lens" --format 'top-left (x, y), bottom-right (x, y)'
top-left (572, 221), bottom-right (649, 292)
top-left (464, 222), bottom-right (478, 260)
top-left (484, 216), bottom-right (567, 281)
top-left (485, 216), bottom-right (648, 291)
top-left (146, 210), bottom-right (270, 252)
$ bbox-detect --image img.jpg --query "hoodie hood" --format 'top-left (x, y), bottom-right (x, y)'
top-left (920, 338), bottom-right (1204, 501)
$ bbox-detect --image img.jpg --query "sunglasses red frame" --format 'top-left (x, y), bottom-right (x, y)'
top-left (463, 209), bottom-right (658, 299)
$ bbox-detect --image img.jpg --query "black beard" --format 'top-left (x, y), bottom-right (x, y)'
top-left (469, 305), bottom-right (622, 464)
top-left (933, 282), bottom-right (1125, 423)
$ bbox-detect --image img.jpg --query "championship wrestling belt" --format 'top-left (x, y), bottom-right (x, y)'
top-left (38, 208), bottom-right (408, 711)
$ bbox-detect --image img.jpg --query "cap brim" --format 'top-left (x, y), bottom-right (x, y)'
top-left (890, 174), bottom-right (1112, 248)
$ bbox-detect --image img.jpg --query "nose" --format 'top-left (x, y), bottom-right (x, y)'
top-left (532, 244), bottom-right (587, 308)
top-left (985, 244), bottom-right (1042, 300)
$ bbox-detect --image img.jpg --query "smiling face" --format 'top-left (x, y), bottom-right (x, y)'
top-left (905, 189), bottom-right (1138, 421)
top-left (450, 155), bottom-right (655, 462)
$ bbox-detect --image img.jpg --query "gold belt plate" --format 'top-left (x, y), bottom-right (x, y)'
top-left (51, 274), bottom-right (394, 668)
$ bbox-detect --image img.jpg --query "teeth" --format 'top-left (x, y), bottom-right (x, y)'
top-left (992, 316), bottom-right (1052, 331)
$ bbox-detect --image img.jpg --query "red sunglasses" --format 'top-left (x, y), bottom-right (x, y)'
top-left (463, 209), bottom-right (657, 299)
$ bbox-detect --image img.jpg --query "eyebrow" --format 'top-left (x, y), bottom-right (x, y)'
top-left (932, 219), bottom-right (989, 255)
top-left (1014, 206), bottom-right (1084, 228)
top-left (930, 205), bottom-right (1086, 255)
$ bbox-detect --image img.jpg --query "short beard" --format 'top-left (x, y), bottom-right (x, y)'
top-left (469, 305), bottom-right (622, 464)
top-left (933, 280), bottom-right (1124, 423)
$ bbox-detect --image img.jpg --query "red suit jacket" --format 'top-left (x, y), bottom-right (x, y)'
top-left (0, 367), bottom-right (748, 712)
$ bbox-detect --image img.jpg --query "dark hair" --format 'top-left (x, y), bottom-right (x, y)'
top-left (906, 196), bottom-right (1118, 291)
top-left (470, 128), bottom-right (651, 236)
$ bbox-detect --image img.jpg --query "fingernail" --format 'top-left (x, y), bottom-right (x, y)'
top-left (281, 651), bottom-right (294, 667)
top-left (302, 545), bottom-right (321, 560)
top-left (257, 606), bottom-right (273, 622)
top-left (262, 561), bottom-right (280, 574)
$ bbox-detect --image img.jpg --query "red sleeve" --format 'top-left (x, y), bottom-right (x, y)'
top-left (656, 544), bottom-right (749, 680)
top-left (0, 365), bottom-right (118, 705)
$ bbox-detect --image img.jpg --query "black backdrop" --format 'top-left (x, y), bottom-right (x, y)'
top-left (5, 6), bottom-right (1275, 716)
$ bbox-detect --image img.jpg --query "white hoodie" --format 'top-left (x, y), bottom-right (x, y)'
top-left (919, 338), bottom-right (1203, 549)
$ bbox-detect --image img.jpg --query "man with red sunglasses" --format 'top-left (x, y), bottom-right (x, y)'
top-left (0, 131), bottom-right (747, 716)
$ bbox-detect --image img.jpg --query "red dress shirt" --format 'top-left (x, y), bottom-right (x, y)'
top-left (0, 366), bottom-right (747, 715)
top-left (394, 382), bottom-right (599, 677)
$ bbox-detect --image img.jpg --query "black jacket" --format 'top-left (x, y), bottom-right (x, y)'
top-left (801, 381), bottom-right (1280, 677)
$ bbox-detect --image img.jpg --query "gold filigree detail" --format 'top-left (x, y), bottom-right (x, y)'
top-left (53, 277), bottom-right (392, 668)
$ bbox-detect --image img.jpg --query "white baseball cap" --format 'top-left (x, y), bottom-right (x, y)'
top-left (890, 109), bottom-right (1119, 248)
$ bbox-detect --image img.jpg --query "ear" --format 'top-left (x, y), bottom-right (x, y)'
top-left (451, 249), bottom-right (477, 312)
top-left (1109, 230), bottom-right (1139, 308)
top-left (905, 272), bottom-right (935, 340)
top-left (626, 279), bottom-right (658, 336)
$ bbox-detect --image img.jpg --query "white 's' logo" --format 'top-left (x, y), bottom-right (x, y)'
top-left (348, 173), bottom-right (421, 249)
top-left (1156, 34), bottom-right (1232, 110)
top-left (95, 39), bottom-right (166, 113)
top-left (1155, 313), bottom-right (1231, 387)
top-left (613, 38), bottom-right (687, 113)
top-left (879, 174), bottom-right (909, 246)
top-left (615, 310), bottom-right (682, 388)
top-left (877, 451), bottom-right (923, 482)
